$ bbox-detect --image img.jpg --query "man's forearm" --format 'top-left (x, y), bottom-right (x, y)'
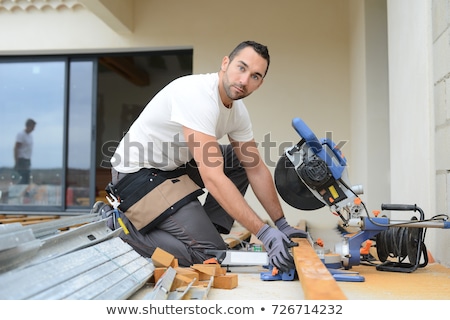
top-left (246, 165), bottom-right (284, 223)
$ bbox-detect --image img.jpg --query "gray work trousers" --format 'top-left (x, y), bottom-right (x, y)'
top-left (111, 145), bottom-right (249, 267)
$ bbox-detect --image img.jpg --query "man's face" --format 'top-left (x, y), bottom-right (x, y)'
top-left (221, 47), bottom-right (267, 101)
top-left (26, 124), bottom-right (35, 133)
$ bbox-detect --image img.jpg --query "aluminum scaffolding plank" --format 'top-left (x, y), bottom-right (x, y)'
top-left (0, 223), bottom-right (36, 251)
top-left (0, 218), bottom-right (121, 273)
top-left (0, 213), bottom-right (105, 272)
top-left (35, 250), bottom-right (154, 300)
top-left (91, 257), bottom-right (155, 300)
top-left (0, 239), bottom-right (43, 273)
top-left (23, 219), bottom-right (122, 268)
top-left (29, 213), bottom-right (102, 239)
top-left (0, 237), bottom-right (154, 300)
top-left (0, 222), bottom-right (43, 273)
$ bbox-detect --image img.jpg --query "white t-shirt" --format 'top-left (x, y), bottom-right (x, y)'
top-left (16, 130), bottom-right (33, 159)
top-left (111, 73), bottom-right (254, 173)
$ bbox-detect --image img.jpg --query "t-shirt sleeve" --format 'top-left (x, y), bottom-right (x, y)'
top-left (16, 132), bottom-right (25, 144)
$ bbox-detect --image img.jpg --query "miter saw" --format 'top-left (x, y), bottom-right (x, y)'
top-left (274, 117), bottom-right (450, 272)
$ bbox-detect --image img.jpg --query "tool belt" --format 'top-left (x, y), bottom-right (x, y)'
top-left (107, 167), bottom-right (204, 234)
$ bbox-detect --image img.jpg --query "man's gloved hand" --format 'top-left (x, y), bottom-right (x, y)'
top-left (275, 217), bottom-right (308, 239)
top-left (256, 224), bottom-right (295, 273)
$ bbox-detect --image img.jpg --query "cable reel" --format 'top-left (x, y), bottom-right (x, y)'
top-left (375, 216), bottom-right (428, 272)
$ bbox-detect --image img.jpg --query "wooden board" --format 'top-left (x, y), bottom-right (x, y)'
top-left (292, 238), bottom-right (347, 300)
top-left (222, 223), bottom-right (251, 248)
top-left (0, 215), bottom-right (60, 225)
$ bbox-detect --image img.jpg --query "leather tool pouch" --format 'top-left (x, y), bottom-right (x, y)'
top-left (108, 168), bottom-right (204, 234)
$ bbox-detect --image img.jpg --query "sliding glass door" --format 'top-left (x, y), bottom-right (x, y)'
top-left (0, 58), bottom-right (96, 212)
top-left (66, 60), bottom-right (96, 209)
top-left (0, 50), bottom-right (192, 213)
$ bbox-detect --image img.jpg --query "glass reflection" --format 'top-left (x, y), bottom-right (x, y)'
top-left (0, 61), bottom-right (65, 206)
top-left (66, 61), bottom-right (94, 207)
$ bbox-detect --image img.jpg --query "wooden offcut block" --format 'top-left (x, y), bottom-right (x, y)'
top-left (170, 258), bottom-right (179, 268)
top-left (213, 274), bottom-right (238, 289)
top-left (193, 263), bottom-right (226, 275)
top-left (170, 274), bottom-right (195, 291)
top-left (152, 267), bottom-right (168, 283)
top-left (151, 247), bottom-right (175, 267)
top-left (191, 264), bottom-right (217, 276)
top-left (191, 263), bottom-right (226, 280)
top-left (174, 267), bottom-right (199, 285)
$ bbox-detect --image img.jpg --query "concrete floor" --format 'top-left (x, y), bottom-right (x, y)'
top-left (130, 262), bottom-right (450, 300)
top-left (128, 220), bottom-right (450, 301)
top-left (130, 265), bottom-right (305, 300)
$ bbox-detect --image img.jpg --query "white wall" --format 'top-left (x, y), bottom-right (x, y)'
top-left (348, 0), bottom-right (390, 214)
top-left (387, 0), bottom-right (446, 266)
top-left (432, 0), bottom-right (450, 267)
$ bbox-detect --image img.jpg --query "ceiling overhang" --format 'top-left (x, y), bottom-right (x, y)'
top-left (78, 0), bottom-right (134, 34)
top-left (0, 0), bottom-right (134, 34)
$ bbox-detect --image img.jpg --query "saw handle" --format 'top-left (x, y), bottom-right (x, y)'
top-left (381, 204), bottom-right (418, 211)
top-left (292, 117), bottom-right (322, 152)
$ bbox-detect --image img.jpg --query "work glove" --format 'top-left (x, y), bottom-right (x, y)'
top-left (275, 217), bottom-right (308, 239)
top-left (256, 224), bottom-right (295, 273)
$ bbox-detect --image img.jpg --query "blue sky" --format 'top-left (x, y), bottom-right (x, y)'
top-left (0, 61), bottom-right (66, 169)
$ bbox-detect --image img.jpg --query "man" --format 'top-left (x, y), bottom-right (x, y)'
top-left (109, 41), bottom-right (305, 272)
top-left (14, 118), bottom-right (36, 184)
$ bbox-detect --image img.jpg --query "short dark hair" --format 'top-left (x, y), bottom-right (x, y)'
top-left (26, 119), bottom-right (36, 127)
top-left (228, 41), bottom-right (270, 77)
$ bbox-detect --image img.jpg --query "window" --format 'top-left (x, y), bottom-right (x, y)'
top-left (0, 50), bottom-right (193, 212)
top-left (66, 61), bottom-right (96, 207)
top-left (0, 60), bottom-right (66, 209)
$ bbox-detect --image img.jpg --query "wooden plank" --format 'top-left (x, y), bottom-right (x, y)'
top-left (223, 228), bottom-right (251, 248)
top-left (0, 214), bottom-right (26, 219)
top-left (222, 221), bottom-right (267, 248)
top-left (0, 215), bottom-right (60, 225)
top-left (292, 238), bottom-right (347, 300)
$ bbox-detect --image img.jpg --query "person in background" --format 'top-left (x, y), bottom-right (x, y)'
top-left (108, 41), bottom-right (306, 272)
top-left (14, 118), bottom-right (36, 184)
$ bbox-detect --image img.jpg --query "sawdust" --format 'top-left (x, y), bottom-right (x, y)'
top-left (337, 263), bottom-right (450, 300)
